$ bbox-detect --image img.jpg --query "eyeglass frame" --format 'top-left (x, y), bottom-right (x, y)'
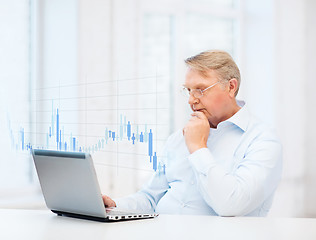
top-left (182, 80), bottom-right (223, 99)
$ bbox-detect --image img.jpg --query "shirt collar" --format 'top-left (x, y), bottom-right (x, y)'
top-left (218, 100), bottom-right (250, 132)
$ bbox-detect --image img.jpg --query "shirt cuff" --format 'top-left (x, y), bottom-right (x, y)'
top-left (188, 148), bottom-right (217, 175)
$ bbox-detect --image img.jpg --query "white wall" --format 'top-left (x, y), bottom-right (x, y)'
top-left (243, 0), bottom-right (277, 126)
top-left (304, 0), bottom-right (316, 217)
top-left (271, 0), bottom-right (306, 217)
top-left (269, 0), bottom-right (316, 217)
top-left (240, 0), bottom-right (316, 217)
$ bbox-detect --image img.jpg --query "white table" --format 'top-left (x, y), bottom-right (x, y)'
top-left (1, 209), bottom-right (316, 240)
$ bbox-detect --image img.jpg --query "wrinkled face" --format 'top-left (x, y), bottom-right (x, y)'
top-left (184, 68), bottom-right (234, 128)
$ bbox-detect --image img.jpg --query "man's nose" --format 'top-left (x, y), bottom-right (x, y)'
top-left (188, 94), bottom-right (198, 105)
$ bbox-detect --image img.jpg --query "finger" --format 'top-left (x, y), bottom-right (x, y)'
top-left (189, 116), bottom-right (198, 122)
top-left (191, 111), bottom-right (207, 120)
top-left (102, 195), bottom-right (111, 205)
top-left (102, 195), bottom-right (108, 204)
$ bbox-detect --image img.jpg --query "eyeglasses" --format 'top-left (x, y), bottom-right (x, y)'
top-left (181, 81), bottom-right (221, 99)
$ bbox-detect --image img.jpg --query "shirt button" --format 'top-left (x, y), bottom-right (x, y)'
top-left (191, 181), bottom-right (195, 185)
top-left (181, 203), bottom-right (186, 208)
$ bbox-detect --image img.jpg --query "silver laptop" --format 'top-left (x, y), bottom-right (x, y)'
top-left (32, 149), bottom-right (158, 222)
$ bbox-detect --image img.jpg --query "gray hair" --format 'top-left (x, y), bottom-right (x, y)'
top-left (185, 50), bottom-right (241, 96)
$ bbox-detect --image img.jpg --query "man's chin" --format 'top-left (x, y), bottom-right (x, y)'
top-left (205, 114), bottom-right (217, 128)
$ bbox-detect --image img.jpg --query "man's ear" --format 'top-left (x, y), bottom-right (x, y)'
top-left (228, 78), bottom-right (238, 97)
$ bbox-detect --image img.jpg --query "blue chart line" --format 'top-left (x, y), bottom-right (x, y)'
top-left (11, 100), bottom-right (162, 172)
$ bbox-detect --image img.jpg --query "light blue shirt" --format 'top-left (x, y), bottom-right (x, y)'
top-left (115, 102), bottom-right (282, 216)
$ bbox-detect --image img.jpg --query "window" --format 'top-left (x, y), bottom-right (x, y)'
top-left (140, 0), bottom-right (241, 130)
top-left (1, 0), bottom-right (241, 204)
top-left (0, 1), bottom-right (34, 196)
